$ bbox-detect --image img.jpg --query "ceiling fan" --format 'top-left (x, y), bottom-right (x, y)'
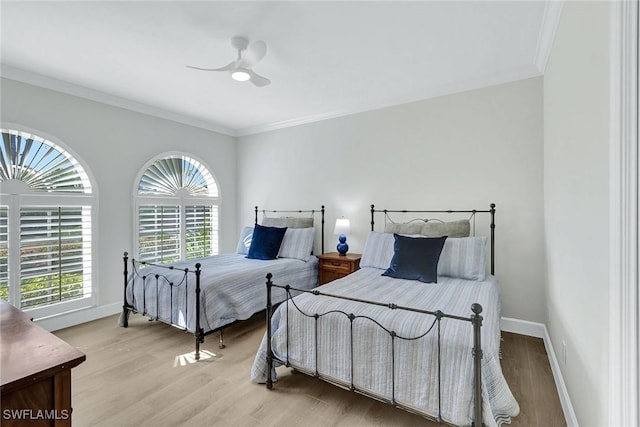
top-left (187, 36), bottom-right (271, 87)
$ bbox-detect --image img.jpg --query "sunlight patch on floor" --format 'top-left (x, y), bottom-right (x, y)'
top-left (173, 350), bottom-right (216, 367)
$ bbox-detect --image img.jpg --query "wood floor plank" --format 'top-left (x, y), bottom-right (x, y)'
top-left (526, 337), bottom-right (567, 427)
top-left (54, 314), bottom-right (565, 426)
top-left (500, 332), bottom-right (536, 426)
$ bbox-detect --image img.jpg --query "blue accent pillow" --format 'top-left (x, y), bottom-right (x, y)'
top-left (247, 224), bottom-right (288, 260)
top-left (382, 234), bottom-right (447, 283)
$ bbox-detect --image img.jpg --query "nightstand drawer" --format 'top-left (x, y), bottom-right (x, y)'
top-left (320, 259), bottom-right (352, 273)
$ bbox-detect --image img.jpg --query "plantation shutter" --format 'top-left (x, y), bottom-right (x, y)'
top-left (19, 206), bottom-right (91, 309)
top-left (135, 155), bottom-right (219, 262)
top-left (0, 207), bottom-right (8, 302)
top-left (185, 205), bottom-right (219, 259)
top-left (138, 205), bottom-right (180, 263)
top-left (1, 129), bottom-right (95, 312)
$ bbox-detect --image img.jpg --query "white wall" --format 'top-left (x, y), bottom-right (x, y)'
top-left (0, 77), bottom-right (237, 329)
top-left (238, 77), bottom-right (546, 323)
top-left (543, 2), bottom-right (610, 425)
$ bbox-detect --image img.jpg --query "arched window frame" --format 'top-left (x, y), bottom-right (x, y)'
top-left (0, 124), bottom-right (98, 318)
top-left (132, 152), bottom-right (220, 262)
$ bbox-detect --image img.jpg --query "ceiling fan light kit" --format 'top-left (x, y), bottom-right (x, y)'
top-left (231, 68), bottom-right (251, 82)
top-left (188, 36), bottom-right (271, 87)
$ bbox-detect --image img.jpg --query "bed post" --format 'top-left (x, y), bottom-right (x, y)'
top-left (370, 204), bottom-right (375, 231)
top-left (194, 263), bottom-right (203, 360)
top-left (265, 273), bottom-right (274, 390)
top-left (321, 205), bottom-right (325, 254)
top-left (122, 251), bottom-right (130, 328)
top-left (489, 203), bottom-right (495, 276)
top-left (471, 303), bottom-right (484, 426)
top-left (255, 205), bottom-right (258, 225)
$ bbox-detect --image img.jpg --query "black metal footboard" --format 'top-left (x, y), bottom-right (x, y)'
top-left (265, 273), bottom-right (485, 426)
top-left (121, 252), bottom-right (207, 360)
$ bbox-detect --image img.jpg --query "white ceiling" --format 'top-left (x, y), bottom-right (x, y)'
top-left (0, 1), bottom-right (561, 137)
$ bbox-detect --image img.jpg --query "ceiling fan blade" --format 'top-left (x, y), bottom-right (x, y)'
top-left (248, 69), bottom-right (270, 87)
top-left (186, 61), bottom-right (235, 72)
top-left (241, 40), bottom-right (267, 67)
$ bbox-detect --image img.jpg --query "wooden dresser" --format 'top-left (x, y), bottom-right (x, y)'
top-left (0, 301), bottom-right (86, 426)
top-left (317, 252), bottom-right (361, 285)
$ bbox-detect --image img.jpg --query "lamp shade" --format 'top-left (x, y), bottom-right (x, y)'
top-left (333, 218), bottom-right (351, 235)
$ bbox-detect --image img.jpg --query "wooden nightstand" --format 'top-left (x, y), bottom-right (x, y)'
top-left (317, 252), bottom-right (361, 285)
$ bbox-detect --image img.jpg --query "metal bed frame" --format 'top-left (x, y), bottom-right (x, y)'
top-left (121, 205), bottom-right (325, 360)
top-left (265, 203), bottom-right (496, 426)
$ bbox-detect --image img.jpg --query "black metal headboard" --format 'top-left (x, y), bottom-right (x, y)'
top-left (370, 203), bottom-right (496, 275)
top-left (254, 205), bottom-right (326, 254)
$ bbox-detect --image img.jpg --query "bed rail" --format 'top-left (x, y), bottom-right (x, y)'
top-left (264, 274), bottom-right (485, 426)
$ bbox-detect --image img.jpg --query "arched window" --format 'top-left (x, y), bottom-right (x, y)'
top-left (0, 128), bottom-right (96, 313)
top-left (135, 154), bottom-right (219, 263)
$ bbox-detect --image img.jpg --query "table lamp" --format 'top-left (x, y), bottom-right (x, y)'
top-left (333, 218), bottom-right (351, 256)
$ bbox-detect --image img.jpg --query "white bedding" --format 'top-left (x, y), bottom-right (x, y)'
top-left (250, 267), bottom-right (519, 426)
top-left (126, 253), bottom-right (318, 333)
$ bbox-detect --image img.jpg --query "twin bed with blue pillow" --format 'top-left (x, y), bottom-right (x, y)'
top-left (251, 204), bottom-right (520, 427)
top-left (120, 206), bottom-right (324, 359)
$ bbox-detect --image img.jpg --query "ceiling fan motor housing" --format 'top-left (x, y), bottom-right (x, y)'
top-left (231, 36), bottom-right (249, 51)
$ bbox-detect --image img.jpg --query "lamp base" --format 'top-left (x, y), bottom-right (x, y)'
top-left (337, 235), bottom-right (349, 256)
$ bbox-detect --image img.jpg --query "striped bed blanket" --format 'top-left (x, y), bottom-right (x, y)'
top-left (251, 267), bottom-right (519, 426)
top-left (125, 253), bottom-right (318, 333)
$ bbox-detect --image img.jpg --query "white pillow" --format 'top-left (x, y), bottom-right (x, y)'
top-left (360, 231), bottom-right (395, 269)
top-left (437, 236), bottom-right (487, 281)
top-left (236, 226), bottom-right (254, 255)
top-left (278, 227), bottom-right (315, 261)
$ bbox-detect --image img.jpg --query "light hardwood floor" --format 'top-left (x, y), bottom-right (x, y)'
top-left (54, 313), bottom-right (566, 426)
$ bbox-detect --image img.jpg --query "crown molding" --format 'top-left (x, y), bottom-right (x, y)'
top-left (535, 0), bottom-right (565, 73)
top-left (236, 65), bottom-right (542, 137)
top-left (0, 65), bottom-right (236, 137)
top-left (2, 63), bottom-right (543, 140)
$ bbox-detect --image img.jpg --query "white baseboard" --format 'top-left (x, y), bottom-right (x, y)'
top-left (501, 317), bottom-right (579, 427)
top-left (500, 316), bottom-right (546, 338)
top-left (34, 302), bottom-right (122, 332)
